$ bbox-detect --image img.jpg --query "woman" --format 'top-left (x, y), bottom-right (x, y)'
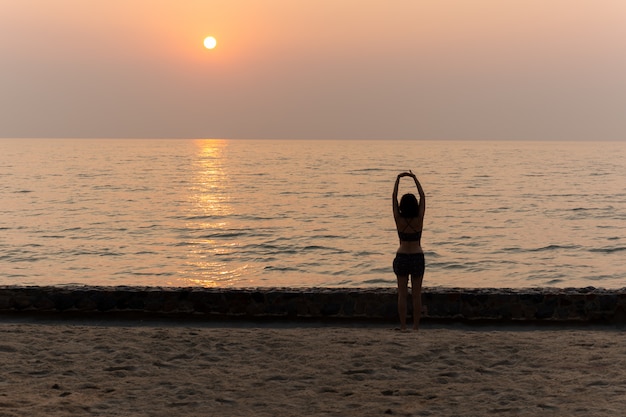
top-left (392, 171), bottom-right (426, 331)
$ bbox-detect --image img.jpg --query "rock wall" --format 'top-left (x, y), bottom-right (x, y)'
top-left (1, 286), bottom-right (625, 323)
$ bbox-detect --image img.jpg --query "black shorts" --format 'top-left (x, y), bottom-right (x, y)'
top-left (393, 253), bottom-right (425, 277)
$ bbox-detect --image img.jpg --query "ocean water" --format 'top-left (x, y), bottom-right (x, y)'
top-left (1, 139), bottom-right (624, 289)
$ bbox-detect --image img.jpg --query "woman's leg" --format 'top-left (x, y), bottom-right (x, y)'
top-left (396, 275), bottom-right (409, 330)
top-left (411, 274), bottom-right (424, 331)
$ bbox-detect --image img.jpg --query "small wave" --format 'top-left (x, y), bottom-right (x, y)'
top-left (529, 244), bottom-right (581, 252)
top-left (349, 168), bottom-right (385, 173)
top-left (263, 265), bottom-right (300, 272)
top-left (499, 247), bottom-right (523, 253)
top-left (92, 185), bottom-right (123, 191)
top-left (64, 250), bottom-right (97, 256)
top-left (239, 215), bottom-right (275, 221)
top-left (330, 279), bottom-right (355, 286)
top-left (587, 274), bottom-right (623, 281)
top-left (63, 248), bottom-right (124, 257)
top-left (138, 224), bottom-right (160, 229)
top-left (173, 241), bottom-right (195, 247)
top-left (303, 245), bottom-right (348, 254)
top-left (180, 214), bottom-right (229, 221)
top-left (361, 278), bottom-right (395, 285)
top-left (310, 234), bottom-right (343, 239)
top-left (200, 231), bottom-right (248, 239)
top-left (242, 244), bottom-right (298, 255)
top-left (430, 262), bottom-right (467, 270)
top-left (99, 251), bottom-right (123, 257)
top-left (486, 207), bottom-right (510, 213)
top-left (589, 247), bottom-right (626, 254)
top-left (500, 244), bottom-right (580, 254)
top-left (354, 251), bottom-right (383, 256)
top-left (115, 271), bottom-right (174, 277)
top-left (4, 274), bottom-right (29, 279)
top-left (3, 254), bottom-right (47, 263)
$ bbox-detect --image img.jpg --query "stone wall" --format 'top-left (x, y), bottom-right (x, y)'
top-left (1, 286), bottom-right (625, 323)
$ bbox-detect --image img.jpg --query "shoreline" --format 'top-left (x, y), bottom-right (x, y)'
top-left (3, 286), bottom-right (626, 416)
top-left (1, 285), bottom-right (625, 324)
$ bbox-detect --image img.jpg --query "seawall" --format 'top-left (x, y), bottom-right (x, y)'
top-left (1, 286), bottom-right (625, 324)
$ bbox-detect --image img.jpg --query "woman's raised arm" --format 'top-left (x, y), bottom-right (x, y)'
top-left (393, 172), bottom-right (412, 216)
top-left (409, 171), bottom-right (426, 219)
top-left (392, 174), bottom-right (402, 216)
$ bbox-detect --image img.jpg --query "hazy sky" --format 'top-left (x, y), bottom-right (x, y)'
top-left (1, 0), bottom-right (625, 140)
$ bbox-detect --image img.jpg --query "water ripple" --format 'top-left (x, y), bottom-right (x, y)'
top-left (1, 139), bottom-right (624, 289)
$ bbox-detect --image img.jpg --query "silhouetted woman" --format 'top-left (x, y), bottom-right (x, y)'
top-left (392, 171), bottom-right (426, 331)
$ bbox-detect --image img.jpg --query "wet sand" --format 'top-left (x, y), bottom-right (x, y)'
top-left (1, 321), bottom-right (625, 416)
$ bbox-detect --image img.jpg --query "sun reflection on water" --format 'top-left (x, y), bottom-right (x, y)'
top-left (191, 139), bottom-right (231, 218)
top-left (179, 139), bottom-right (249, 287)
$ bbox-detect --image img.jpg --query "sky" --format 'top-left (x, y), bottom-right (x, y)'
top-left (1, 0), bottom-right (625, 140)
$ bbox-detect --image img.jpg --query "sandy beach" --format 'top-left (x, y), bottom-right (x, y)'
top-left (1, 320), bottom-right (625, 416)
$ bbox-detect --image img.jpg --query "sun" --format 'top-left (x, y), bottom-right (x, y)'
top-left (203, 36), bottom-right (217, 50)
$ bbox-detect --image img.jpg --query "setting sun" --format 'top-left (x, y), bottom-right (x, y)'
top-left (203, 36), bottom-right (217, 50)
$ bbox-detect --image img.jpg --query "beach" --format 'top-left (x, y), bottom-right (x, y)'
top-left (1, 320), bottom-right (625, 416)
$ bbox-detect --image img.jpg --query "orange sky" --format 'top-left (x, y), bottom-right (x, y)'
top-left (1, 0), bottom-right (625, 139)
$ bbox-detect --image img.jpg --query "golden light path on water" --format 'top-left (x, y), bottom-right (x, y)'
top-left (182, 140), bottom-right (250, 287)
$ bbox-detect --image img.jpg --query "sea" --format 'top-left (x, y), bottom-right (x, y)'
top-left (1, 139), bottom-right (624, 289)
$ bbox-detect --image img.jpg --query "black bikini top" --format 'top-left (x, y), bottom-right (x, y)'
top-left (397, 219), bottom-right (422, 243)
top-left (398, 230), bottom-right (422, 243)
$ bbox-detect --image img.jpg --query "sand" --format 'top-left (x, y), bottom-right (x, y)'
top-left (1, 320), bottom-right (625, 416)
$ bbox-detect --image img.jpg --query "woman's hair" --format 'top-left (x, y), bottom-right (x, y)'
top-left (399, 193), bottom-right (419, 218)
